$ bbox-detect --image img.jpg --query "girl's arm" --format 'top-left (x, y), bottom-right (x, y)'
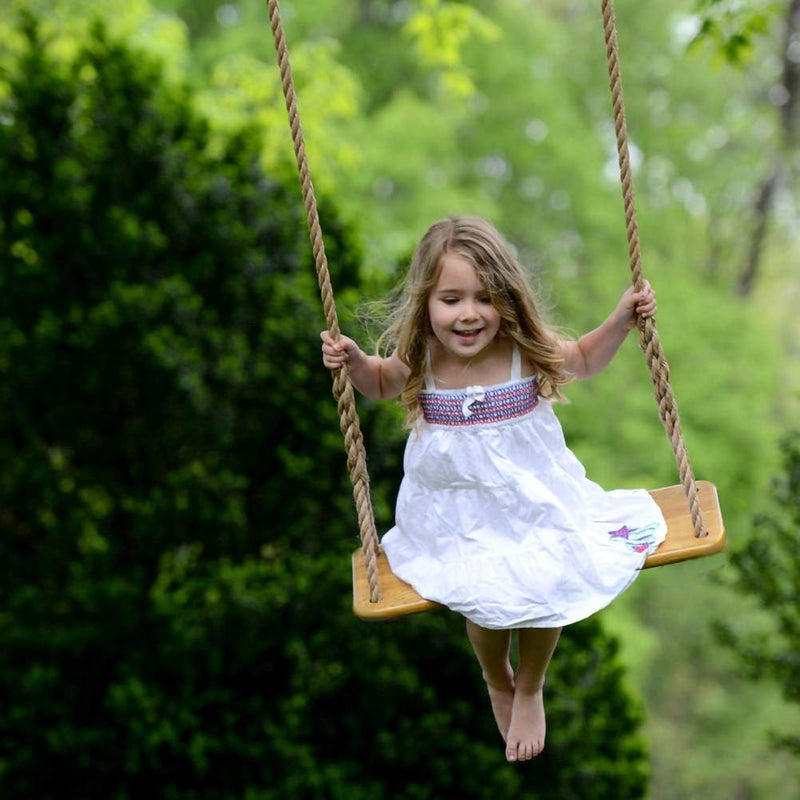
top-left (320, 331), bottom-right (410, 399)
top-left (560, 282), bottom-right (657, 380)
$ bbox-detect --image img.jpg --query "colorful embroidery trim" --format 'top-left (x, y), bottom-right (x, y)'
top-left (420, 379), bottom-right (540, 426)
top-left (606, 523), bottom-right (661, 554)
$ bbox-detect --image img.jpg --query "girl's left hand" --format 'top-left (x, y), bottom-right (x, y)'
top-left (619, 281), bottom-right (657, 329)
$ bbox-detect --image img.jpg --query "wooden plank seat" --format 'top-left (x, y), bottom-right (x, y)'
top-left (353, 480), bottom-right (725, 621)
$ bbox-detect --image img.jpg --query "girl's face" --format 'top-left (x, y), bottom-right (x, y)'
top-left (427, 253), bottom-right (501, 361)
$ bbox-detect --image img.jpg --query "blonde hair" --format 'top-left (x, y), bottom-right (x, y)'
top-left (378, 216), bottom-right (569, 426)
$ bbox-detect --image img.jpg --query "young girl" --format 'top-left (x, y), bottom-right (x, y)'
top-left (321, 216), bottom-right (667, 764)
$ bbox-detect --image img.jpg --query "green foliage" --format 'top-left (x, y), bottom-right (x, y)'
top-left (690, 0), bottom-right (778, 64)
top-left (714, 431), bottom-right (800, 755)
top-left (2, 0), bottom-right (797, 796)
top-left (0, 12), bottom-right (652, 797)
top-left (0, 0), bottom-right (189, 80)
top-left (403, 0), bottom-right (501, 97)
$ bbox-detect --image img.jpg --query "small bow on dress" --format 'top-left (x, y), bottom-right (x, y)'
top-left (462, 385), bottom-right (486, 418)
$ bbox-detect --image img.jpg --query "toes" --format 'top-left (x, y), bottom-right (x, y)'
top-left (507, 739), bottom-right (545, 762)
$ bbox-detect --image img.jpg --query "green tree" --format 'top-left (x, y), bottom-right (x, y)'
top-left (714, 431), bottom-right (800, 755)
top-left (137, 2), bottom-right (800, 797)
top-left (8, 2), bottom-right (798, 798)
top-left (0, 12), bottom-right (652, 798)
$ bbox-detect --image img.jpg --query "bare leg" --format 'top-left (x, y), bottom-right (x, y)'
top-left (505, 626), bottom-right (561, 762)
top-left (466, 620), bottom-right (515, 742)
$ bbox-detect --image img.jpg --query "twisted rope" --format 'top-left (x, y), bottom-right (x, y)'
top-left (267, 0), bottom-right (383, 599)
top-left (601, 0), bottom-right (707, 538)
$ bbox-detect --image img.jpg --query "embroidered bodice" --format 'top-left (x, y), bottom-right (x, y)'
top-left (419, 345), bottom-right (539, 426)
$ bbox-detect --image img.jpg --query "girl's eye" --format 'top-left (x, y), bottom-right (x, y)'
top-left (442, 297), bottom-right (459, 304)
top-left (478, 296), bottom-right (492, 304)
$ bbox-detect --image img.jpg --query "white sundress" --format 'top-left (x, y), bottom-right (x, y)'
top-left (380, 346), bottom-right (668, 630)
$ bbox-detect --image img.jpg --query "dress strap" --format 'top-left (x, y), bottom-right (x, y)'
top-left (424, 350), bottom-right (436, 391)
top-left (510, 344), bottom-right (522, 381)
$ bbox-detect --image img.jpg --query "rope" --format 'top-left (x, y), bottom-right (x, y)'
top-left (268, 0), bottom-right (706, 568)
top-left (601, 0), bottom-right (707, 538)
top-left (267, 0), bottom-right (383, 599)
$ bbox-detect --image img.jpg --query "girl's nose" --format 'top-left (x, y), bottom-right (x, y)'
top-left (460, 300), bottom-right (479, 320)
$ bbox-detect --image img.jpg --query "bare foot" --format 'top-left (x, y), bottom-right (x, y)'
top-left (505, 687), bottom-right (546, 762)
top-left (485, 676), bottom-right (515, 742)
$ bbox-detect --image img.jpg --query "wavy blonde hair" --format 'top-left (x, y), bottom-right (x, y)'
top-left (378, 216), bottom-right (569, 427)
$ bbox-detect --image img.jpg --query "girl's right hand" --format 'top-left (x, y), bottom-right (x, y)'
top-left (320, 331), bottom-right (360, 370)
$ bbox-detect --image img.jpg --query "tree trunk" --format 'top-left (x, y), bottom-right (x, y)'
top-left (737, 0), bottom-right (800, 297)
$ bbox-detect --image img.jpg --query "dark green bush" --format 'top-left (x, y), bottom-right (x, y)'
top-left (0, 15), bottom-right (650, 798)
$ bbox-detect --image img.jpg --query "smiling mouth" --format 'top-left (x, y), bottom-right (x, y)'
top-left (455, 328), bottom-right (482, 338)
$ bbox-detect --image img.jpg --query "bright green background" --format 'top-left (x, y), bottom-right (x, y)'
top-left (1, 1), bottom-right (798, 797)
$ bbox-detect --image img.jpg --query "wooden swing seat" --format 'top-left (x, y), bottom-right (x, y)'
top-left (268, 0), bottom-right (726, 625)
top-left (353, 480), bottom-right (725, 621)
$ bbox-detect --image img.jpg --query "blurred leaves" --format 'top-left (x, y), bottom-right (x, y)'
top-left (404, 0), bottom-right (501, 97)
top-left (690, 0), bottom-right (777, 64)
top-left (713, 431), bottom-right (800, 754)
top-left (0, 9), bottom-right (652, 797)
top-left (0, 0), bottom-right (798, 796)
